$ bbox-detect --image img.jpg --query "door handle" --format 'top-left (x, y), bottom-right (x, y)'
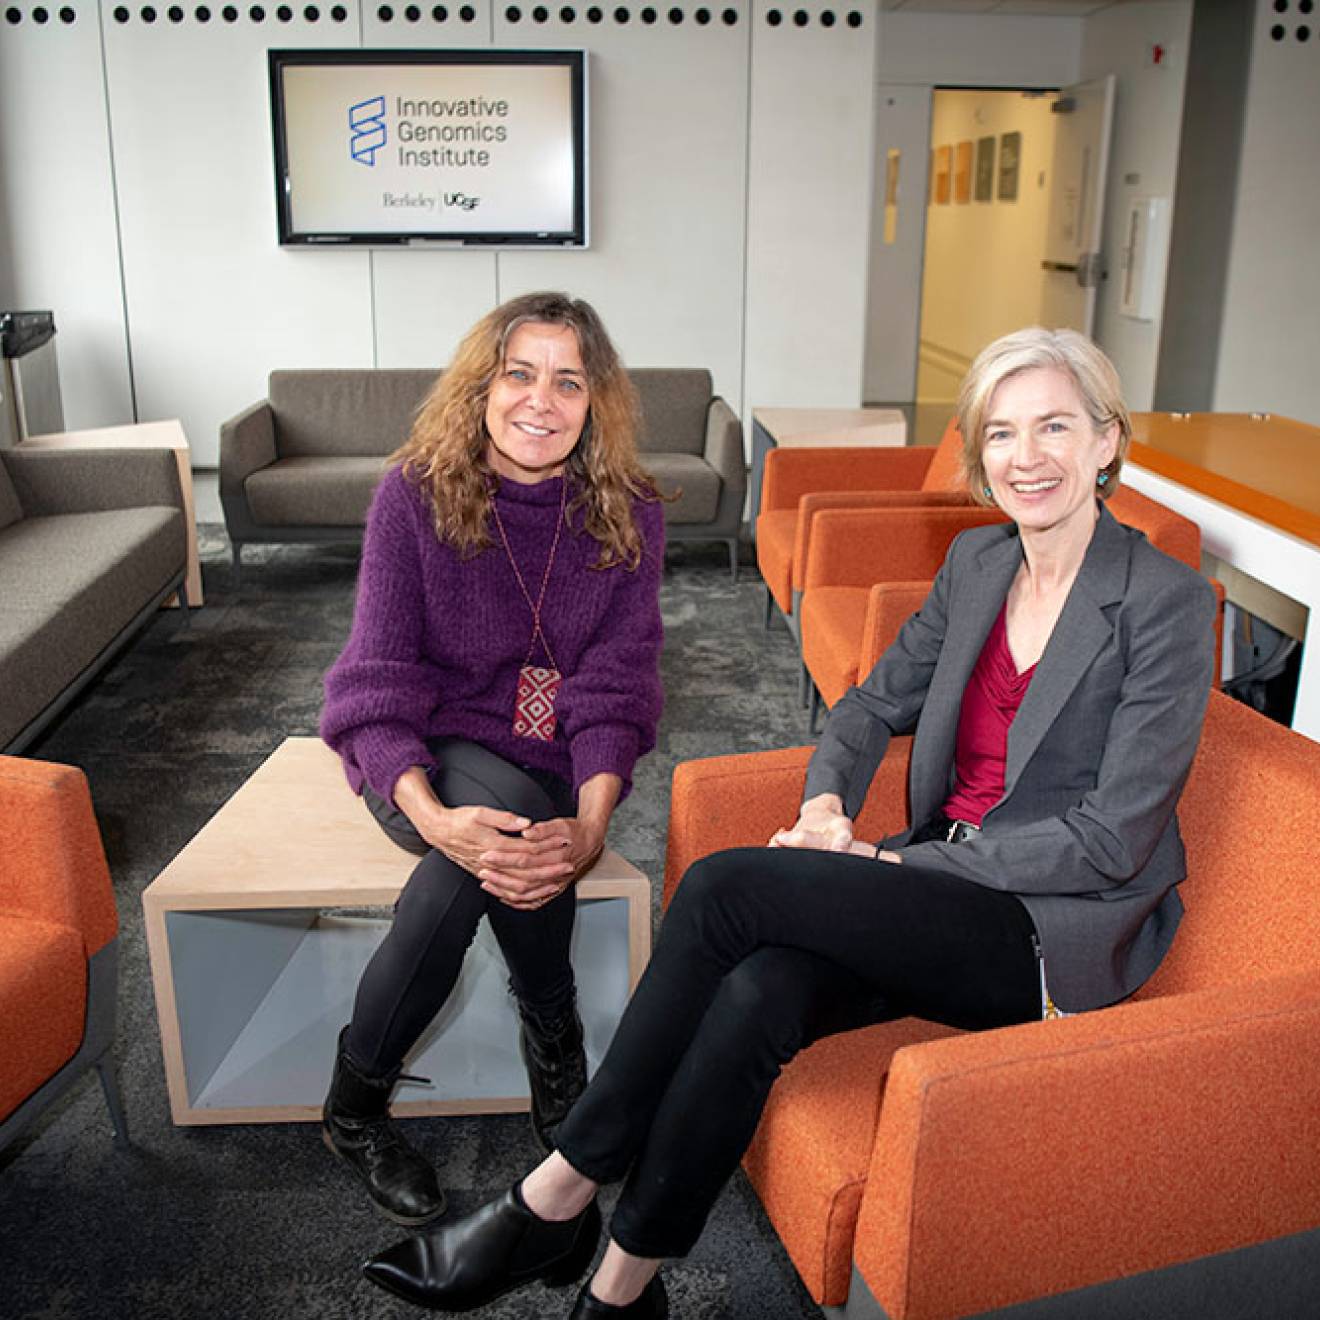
top-left (1041, 259), bottom-right (1079, 273)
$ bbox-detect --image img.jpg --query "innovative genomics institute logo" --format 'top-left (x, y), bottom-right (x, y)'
top-left (349, 96), bottom-right (387, 166)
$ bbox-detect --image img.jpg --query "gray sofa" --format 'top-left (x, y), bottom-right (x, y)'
top-left (0, 446), bottom-right (189, 753)
top-left (220, 366), bottom-right (746, 579)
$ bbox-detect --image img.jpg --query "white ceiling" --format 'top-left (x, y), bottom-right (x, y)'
top-left (881, 0), bottom-right (1147, 15)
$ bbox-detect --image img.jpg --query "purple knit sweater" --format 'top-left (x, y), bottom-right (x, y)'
top-left (321, 466), bottom-right (665, 808)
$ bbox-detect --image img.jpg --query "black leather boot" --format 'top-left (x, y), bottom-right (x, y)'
top-left (518, 998), bottom-right (588, 1153)
top-left (362, 1183), bottom-right (601, 1311)
top-left (569, 1275), bottom-right (669, 1318)
top-left (322, 1029), bottom-right (445, 1226)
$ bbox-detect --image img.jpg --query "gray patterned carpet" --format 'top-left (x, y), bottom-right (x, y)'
top-left (0, 527), bottom-right (827, 1320)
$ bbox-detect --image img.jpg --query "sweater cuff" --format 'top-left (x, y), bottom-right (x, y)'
top-left (349, 723), bottom-right (432, 806)
top-left (570, 724), bottom-right (641, 801)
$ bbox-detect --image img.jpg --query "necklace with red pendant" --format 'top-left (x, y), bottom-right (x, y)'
top-left (490, 478), bottom-right (568, 742)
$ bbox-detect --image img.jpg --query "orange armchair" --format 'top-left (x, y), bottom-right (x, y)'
top-left (664, 691), bottom-right (1320, 1317)
top-left (754, 419), bottom-right (967, 630)
top-left (0, 756), bottom-right (126, 1151)
top-left (800, 484), bottom-right (1213, 721)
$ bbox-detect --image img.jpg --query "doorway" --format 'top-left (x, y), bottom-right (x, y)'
top-left (864, 80), bottom-right (1114, 445)
top-left (913, 89), bottom-right (1059, 442)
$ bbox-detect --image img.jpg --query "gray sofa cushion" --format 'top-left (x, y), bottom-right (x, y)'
top-left (0, 508), bottom-right (185, 747)
top-left (245, 456), bottom-right (389, 526)
top-left (0, 460), bottom-right (23, 532)
top-left (269, 369), bottom-right (438, 459)
top-left (632, 369), bottom-right (712, 458)
top-left (644, 453), bottom-right (722, 525)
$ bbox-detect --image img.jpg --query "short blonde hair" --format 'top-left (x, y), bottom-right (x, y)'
top-left (957, 327), bottom-right (1131, 505)
top-left (395, 291), bottom-right (661, 569)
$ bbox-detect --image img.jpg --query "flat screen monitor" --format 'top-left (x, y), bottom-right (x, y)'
top-left (269, 48), bottom-right (588, 247)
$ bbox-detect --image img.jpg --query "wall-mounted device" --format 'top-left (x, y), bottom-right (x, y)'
top-left (1119, 195), bottom-right (1170, 321)
top-left (269, 49), bottom-right (588, 248)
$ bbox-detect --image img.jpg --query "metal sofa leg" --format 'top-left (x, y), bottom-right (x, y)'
top-left (175, 577), bottom-right (191, 626)
top-left (231, 540), bottom-right (243, 588)
top-left (765, 586), bottom-right (775, 631)
top-left (727, 538), bottom-right (739, 582)
top-left (808, 683), bottom-right (821, 735)
top-left (95, 1056), bottom-right (130, 1146)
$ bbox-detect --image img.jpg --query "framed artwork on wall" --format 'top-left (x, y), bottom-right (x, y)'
top-left (954, 140), bottom-right (973, 204)
top-left (934, 144), bottom-right (952, 204)
top-left (998, 131), bottom-right (1022, 201)
top-left (975, 136), bottom-right (995, 202)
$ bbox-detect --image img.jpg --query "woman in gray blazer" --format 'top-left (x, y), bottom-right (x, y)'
top-left (361, 329), bottom-right (1218, 1320)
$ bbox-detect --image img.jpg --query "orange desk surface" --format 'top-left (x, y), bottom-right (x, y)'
top-left (1128, 413), bottom-right (1320, 550)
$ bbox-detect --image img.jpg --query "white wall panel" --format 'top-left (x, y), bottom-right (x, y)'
top-left (744, 1), bottom-right (878, 415)
top-left (361, 3), bottom-right (500, 365)
top-left (492, 11), bottom-right (749, 412)
top-left (0, 4), bottom-right (134, 428)
top-left (1080, 0), bottom-right (1191, 412)
top-left (1214, 2), bottom-right (1320, 426)
top-left (104, 11), bottom-right (373, 465)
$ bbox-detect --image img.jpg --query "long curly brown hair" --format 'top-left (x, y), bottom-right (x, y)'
top-left (394, 291), bottom-right (662, 569)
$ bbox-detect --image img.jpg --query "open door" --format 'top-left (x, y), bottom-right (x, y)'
top-left (1039, 75), bottom-right (1115, 335)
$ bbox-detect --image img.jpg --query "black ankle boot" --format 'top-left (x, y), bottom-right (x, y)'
top-left (322, 1028), bottom-right (445, 1226)
top-left (518, 999), bottom-right (588, 1153)
top-left (569, 1275), bottom-right (669, 1318)
top-left (362, 1182), bottom-right (601, 1311)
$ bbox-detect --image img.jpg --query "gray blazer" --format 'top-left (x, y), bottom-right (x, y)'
top-left (803, 505), bottom-right (1217, 1012)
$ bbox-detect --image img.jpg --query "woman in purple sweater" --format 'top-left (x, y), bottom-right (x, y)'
top-left (319, 292), bottom-right (664, 1228)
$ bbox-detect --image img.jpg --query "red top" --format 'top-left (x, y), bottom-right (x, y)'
top-left (941, 605), bottom-right (1037, 826)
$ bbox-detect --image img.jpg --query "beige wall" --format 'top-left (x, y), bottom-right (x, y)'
top-left (916, 91), bottom-right (1059, 407)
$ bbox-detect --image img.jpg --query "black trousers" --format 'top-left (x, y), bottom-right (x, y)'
top-left (345, 737), bottom-right (578, 1078)
top-left (553, 845), bottom-right (1041, 1259)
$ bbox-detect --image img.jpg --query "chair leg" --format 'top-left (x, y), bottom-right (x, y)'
top-left (727, 538), bottom-right (739, 583)
top-left (808, 683), bottom-right (821, 735)
top-left (231, 540), bottom-right (243, 588)
top-left (95, 1056), bottom-right (130, 1146)
top-left (799, 660), bottom-right (811, 708)
top-left (175, 578), bottom-right (191, 626)
top-left (764, 585), bottom-right (775, 630)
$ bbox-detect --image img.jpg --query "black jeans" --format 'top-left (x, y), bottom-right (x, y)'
top-left (345, 737), bottom-right (578, 1078)
top-left (553, 845), bottom-right (1041, 1259)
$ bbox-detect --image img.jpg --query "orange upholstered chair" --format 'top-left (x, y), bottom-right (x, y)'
top-left (754, 419), bottom-right (966, 631)
top-left (664, 691), bottom-right (1320, 1317)
top-left (0, 756), bottom-right (126, 1151)
top-left (800, 484), bottom-right (1214, 721)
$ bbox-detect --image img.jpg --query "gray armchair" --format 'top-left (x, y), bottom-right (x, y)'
top-left (630, 368), bottom-right (746, 580)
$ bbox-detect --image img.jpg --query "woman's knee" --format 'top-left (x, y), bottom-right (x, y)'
top-left (701, 953), bottom-right (820, 1065)
top-left (670, 847), bottom-right (758, 920)
top-left (429, 738), bottom-right (561, 821)
top-left (392, 851), bottom-right (485, 940)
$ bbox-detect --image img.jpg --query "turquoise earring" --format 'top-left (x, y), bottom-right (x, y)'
top-left (983, 486), bottom-right (993, 499)
top-left (1097, 471), bottom-right (1110, 487)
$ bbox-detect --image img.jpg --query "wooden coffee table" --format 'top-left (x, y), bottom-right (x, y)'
top-left (143, 738), bottom-right (652, 1125)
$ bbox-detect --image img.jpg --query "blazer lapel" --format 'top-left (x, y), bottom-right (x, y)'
top-left (1003, 507), bottom-right (1131, 796)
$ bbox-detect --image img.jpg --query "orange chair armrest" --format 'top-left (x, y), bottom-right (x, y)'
top-left (859, 582), bottom-right (932, 677)
top-left (855, 969), bottom-right (1320, 1320)
top-left (664, 743), bottom-right (913, 906)
top-left (801, 506), bottom-right (1006, 590)
top-left (761, 446), bottom-right (935, 514)
top-left (0, 757), bottom-right (118, 954)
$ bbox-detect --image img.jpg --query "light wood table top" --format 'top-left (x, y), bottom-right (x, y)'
top-left (1129, 412), bottom-right (1320, 549)
top-left (753, 407), bottom-right (907, 447)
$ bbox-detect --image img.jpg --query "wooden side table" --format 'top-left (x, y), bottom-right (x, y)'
top-left (143, 738), bottom-right (653, 1125)
top-left (22, 419), bottom-right (203, 607)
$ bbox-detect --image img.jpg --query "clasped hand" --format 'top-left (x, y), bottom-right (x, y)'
top-left (769, 793), bottom-right (901, 863)
top-left (423, 805), bottom-right (603, 910)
